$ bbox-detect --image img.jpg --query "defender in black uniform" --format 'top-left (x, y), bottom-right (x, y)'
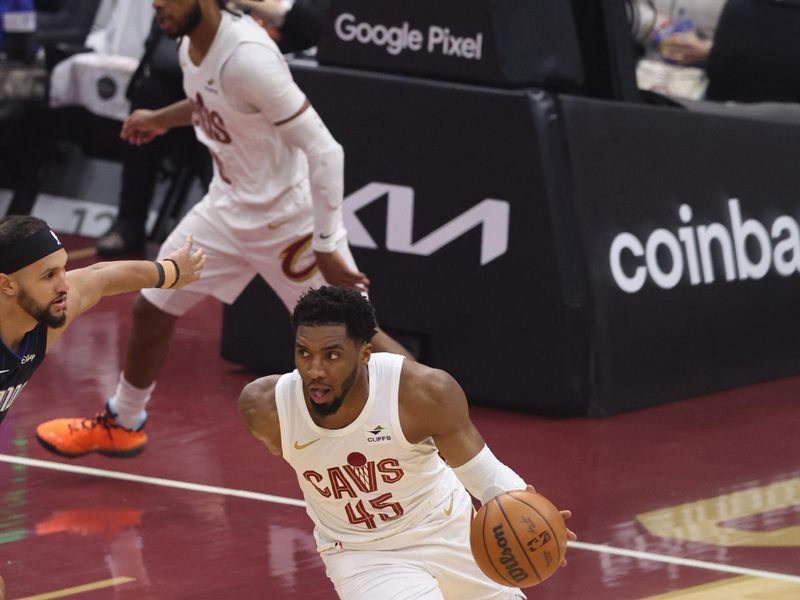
top-left (0, 215), bottom-right (205, 428)
top-left (0, 213), bottom-right (199, 599)
top-left (0, 321), bottom-right (47, 425)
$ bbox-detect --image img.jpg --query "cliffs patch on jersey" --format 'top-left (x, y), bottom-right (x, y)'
top-left (364, 424), bottom-right (393, 445)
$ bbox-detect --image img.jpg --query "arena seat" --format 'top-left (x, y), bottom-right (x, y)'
top-left (706, 0), bottom-right (800, 103)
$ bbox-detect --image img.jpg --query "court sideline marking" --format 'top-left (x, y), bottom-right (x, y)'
top-left (0, 454), bottom-right (305, 507)
top-left (1, 453), bottom-right (799, 585)
top-left (15, 577), bottom-right (135, 600)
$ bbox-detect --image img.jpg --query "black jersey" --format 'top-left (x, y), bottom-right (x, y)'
top-left (0, 322), bottom-right (48, 424)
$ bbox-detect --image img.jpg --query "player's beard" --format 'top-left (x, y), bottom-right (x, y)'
top-left (166, 1), bottom-right (203, 39)
top-left (308, 364), bottom-right (360, 417)
top-left (18, 287), bottom-right (66, 329)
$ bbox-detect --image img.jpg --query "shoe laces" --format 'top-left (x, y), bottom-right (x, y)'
top-left (68, 411), bottom-right (121, 438)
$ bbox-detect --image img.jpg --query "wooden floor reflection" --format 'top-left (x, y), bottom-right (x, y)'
top-left (0, 242), bottom-right (798, 599)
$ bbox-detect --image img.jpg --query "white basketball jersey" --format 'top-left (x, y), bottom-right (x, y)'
top-left (179, 12), bottom-right (307, 207)
top-left (276, 353), bottom-right (464, 546)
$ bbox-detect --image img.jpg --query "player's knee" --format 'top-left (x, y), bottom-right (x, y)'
top-left (131, 293), bottom-right (178, 330)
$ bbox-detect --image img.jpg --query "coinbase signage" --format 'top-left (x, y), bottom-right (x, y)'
top-left (560, 94), bottom-right (800, 415)
top-left (610, 199), bottom-right (800, 293)
top-left (318, 0), bottom-right (583, 88)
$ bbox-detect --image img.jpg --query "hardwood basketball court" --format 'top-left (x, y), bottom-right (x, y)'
top-left (0, 239), bottom-right (798, 599)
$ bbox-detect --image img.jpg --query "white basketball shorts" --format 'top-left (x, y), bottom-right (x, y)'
top-left (317, 487), bottom-right (526, 600)
top-left (141, 180), bottom-right (354, 316)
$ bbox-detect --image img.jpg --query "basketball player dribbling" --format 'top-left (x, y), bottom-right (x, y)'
top-left (36, 0), bottom-right (409, 458)
top-left (239, 286), bottom-right (577, 599)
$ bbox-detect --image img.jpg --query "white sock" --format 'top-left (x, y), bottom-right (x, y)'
top-left (108, 373), bottom-right (154, 430)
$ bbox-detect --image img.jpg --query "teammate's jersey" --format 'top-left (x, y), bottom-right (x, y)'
top-left (179, 12), bottom-right (307, 208)
top-left (0, 323), bottom-right (47, 424)
top-left (276, 352), bottom-right (464, 546)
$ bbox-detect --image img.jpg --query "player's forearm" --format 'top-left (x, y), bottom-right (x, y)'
top-left (307, 144), bottom-right (345, 252)
top-left (277, 105), bottom-right (346, 252)
top-left (70, 260), bottom-right (178, 311)
top-left (153, 99), bottom-right (194, 130)
top-left (93, 259), bottom-right (177, 293)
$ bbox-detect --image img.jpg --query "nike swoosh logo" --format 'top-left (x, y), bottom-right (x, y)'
top-left (294, 438), bottom-right (321, 450)
top-left (319, 232), bottom-right (333, 239)
top-left (0, 369), bottom-right (10, 374)
top-left (443, 491), bottom-right (455, 516)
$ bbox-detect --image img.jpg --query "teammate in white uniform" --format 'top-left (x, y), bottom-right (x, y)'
top-left (239, 286), bottom-right (577, 599)
top-left (36, 0), bottom-right (409, 458)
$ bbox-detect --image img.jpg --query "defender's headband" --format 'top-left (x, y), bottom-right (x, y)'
top-left (0, 228), bottom-right (64, 274)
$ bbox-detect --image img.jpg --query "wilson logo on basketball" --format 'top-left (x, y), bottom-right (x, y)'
top-left (492, 524), bottom-right (529, 583)
top-left (190, 92), bottom-right (232, 144)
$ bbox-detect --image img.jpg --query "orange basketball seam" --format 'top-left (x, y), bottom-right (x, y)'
top-left (495, 493), bottom-right (544, 584)
top-left (508, 491), bottom-right (565, 571)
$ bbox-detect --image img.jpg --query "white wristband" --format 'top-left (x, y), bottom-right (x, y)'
top-left (452, 445), bottom-right (527, 505)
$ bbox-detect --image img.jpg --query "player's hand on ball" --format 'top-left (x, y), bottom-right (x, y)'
top-left (526, 484), bottom-right (576, 566)
top-left (165, 235), bottom-right (205, 288)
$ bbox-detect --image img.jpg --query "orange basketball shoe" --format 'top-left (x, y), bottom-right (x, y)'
top-left (36, 406), bottom-right (147, 458)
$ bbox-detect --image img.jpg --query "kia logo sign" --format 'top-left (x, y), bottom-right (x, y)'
top-left (344, 182), bottom-right (509, 266)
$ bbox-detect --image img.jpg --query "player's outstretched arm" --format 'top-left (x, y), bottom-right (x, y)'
top-left (239, 375), bottom-right (283, 456)
top-left (49, 236), bottom-right (204, 347)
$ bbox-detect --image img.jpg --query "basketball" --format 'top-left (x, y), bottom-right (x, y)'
top-left (470, 490), bottom-right (568, 588)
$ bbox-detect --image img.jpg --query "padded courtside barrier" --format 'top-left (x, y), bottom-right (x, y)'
top-left (222, 63), bottom-right (800, 416)
top-left (560, 95), bottom-right (800, 415)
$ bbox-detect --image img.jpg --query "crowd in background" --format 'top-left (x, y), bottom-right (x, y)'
top-left (1, 0), bottom-right (800, 242)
